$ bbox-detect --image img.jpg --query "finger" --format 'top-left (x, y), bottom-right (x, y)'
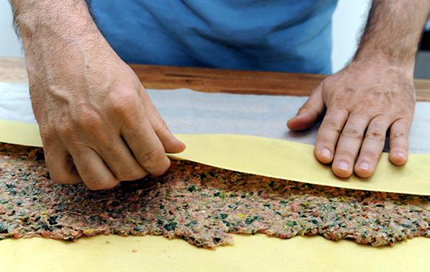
top-left (287, 85), bottom-right (325, 131)
top-left (332, 114), bottom-right (370, 178)
top-left (389, 118), bottom-right (411, 166)
top-left (96, 137), bottom-right (148, 182)
top-left (140, 87), bottom-right (186, 153)
top-left (314, 107), bottom-right (349, 164)
top-left (121, 105), bottom-right (171, 176)
top-left (44, 143), bottom-right (81, 185)
top-left (69, 147), bottom-right (119, 190)
top-left (354, 117), bottom-right (390, 178)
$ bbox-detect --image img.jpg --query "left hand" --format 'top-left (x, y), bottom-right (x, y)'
top-left (287, 60), bottom-right (416, 178)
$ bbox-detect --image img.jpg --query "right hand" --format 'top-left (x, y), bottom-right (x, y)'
top-left (27, 46), bottom-right (185, 190)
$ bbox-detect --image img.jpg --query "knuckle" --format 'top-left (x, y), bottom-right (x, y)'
top-left (86, 179), bottom-right (119, 191)
top-left (370, 118), bottom-right (386, 129)
top-left (138, 146), bottom-right (166, 167)
top-left (366, 130), bottom-right (385, 142)
top-left (300, 103), bottom-right (312, 111)
top-left (298, 103), bottom-right (315, 115)
top-left (361, 150), bottom-right (379, 160)
top-left (153, 118), bottom-right (169, 135)
top-left (50, 176), bottom-right (73, 185)
top-left (47, 170), bottom-right (62, 184)
top-left (336, 149), bottom-right (355, 159)
top-left (71, 148), bottom-right (86, 161)
top-left (349, 114), bottom-right (368, 124)
top-left (341, 128), bottom-right (362, 140)
top-left (73, 106), bottom-right (104, 132)
top-left (46, 167), bottom-right (73, 185)
top-left (116, 169), bottom-right (147, 181)
top-left (109, 92), bottom-right (138, 117)
top-left (70, 106), bottom-right (111, 144)
top-left (390, 131), bottom-right (407, 140)
top-left (79, 111), bottom-right (103, 129)
top-left (57, 106), bottom-right (105, 139)
top-left (323, 119), bottom-right (343, 133)
top-left (317, 137), bottom-right (335, 147)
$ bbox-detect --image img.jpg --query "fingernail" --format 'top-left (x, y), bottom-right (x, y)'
top-left (359, 161), bottom-right (370, 171)
top-left (336, 160), bottom-right (349, 171)
top-left (321, 148), bottom-right (331, 159)
top-left (395, 152), bottom-right (406, 160)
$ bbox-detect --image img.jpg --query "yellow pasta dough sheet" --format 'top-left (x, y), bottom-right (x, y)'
top-left (1, 235), bottom-right (430, 272)
top-left (1, 119), bottom-right (430, 272)
top-left (1, 119), bottom-right (430, 195)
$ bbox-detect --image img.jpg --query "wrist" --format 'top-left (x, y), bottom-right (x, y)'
top-left (351, 53), bottom-right (415, 79)
top-left (352, 47), bottom-right (416, 78)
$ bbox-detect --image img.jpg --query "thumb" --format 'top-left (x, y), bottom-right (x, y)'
top-left (139, 87), bottom-right (186, 153)
top-left (287, 85), bottom-right (325, 131)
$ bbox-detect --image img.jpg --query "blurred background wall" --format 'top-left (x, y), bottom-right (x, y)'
top-left (0, 0), bottom-right (22, 58)
top-left (0, 0), bottom-right (427, 76)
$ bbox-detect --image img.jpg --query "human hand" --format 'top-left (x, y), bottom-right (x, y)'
top-left (28, 46), bottom-right (185, 190)
top-left (287, 60), bottom-right (415, 178)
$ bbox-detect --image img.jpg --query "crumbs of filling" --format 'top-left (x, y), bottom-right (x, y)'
top-left (1, 143), bottom-right (430, 248)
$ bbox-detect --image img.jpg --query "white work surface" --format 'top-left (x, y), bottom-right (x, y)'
top-left (1, 82), bottom-right (430, 153)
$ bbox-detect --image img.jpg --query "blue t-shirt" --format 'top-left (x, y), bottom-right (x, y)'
top-left (90, 0), bottom-right (337, 74)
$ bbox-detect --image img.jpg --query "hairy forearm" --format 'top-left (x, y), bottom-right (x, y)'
top-left (9, 0), bottom-right (118, 93)
top-left (11, 1), bottom-right (100, 48)
top-left (355, 0), bottom-right (430, 73)
top-left (10, 0), bottom-right (112, 68)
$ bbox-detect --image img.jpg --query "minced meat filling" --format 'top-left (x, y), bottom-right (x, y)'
top-left (1, 143), bottom-right (430, 248)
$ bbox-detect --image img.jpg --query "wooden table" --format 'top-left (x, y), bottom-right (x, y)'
top-left (2, 57), bottom-right (430, 101)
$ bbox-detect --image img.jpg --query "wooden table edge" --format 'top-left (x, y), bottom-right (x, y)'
top-left (1, 57), bottom-right (430, 101)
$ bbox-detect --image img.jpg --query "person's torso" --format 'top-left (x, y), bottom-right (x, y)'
top-left (90, 0), bottom-right (337, 74)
